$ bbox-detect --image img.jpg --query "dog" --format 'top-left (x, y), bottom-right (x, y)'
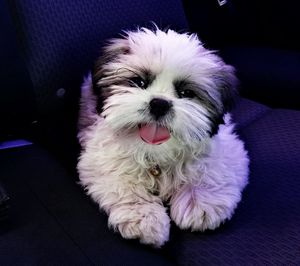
top-left (77, 27), bottom-right (249, 247)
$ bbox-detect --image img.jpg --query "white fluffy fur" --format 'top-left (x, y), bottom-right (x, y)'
top-left (77, 28), bottom-right (249, 247)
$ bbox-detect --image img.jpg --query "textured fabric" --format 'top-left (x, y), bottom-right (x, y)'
top-left (221, 46), bottom-right (300, 110)
top-left (1, 99), bottom-right (300, 264)
top-left (165, 104), bottom-right (300, 265)
top-left (2, 0), bottom-right (300, 264)
top-left (0, 145), bottom-right (173, 266)
top-left (231, 97), bottom-right (270, 131)
top-left (0, 0), bottom-right (36, 140)
top-left (7, 0), bottom-right (188, 116)
top-left (6, 0), bottom-right (188, 169)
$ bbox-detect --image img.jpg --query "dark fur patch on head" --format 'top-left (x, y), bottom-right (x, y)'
top-left (127, 68), bottom-right (155, 89)
top-left (208, 114), bottom-right (224, 136)
top-left (174, 80), bottom-right (219, 110)
top-left (92, 39), bottom-right (130, 114)
top-left (174, 79), bottom-right (224, 137)
top-left (204, 64), bottom-right (238, 136)
top-left (206, 63), bottom-right (238, 136)
top-left (216, 64), bottom-right (238, 113)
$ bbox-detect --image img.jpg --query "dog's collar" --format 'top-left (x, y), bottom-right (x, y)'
top-left (148, 164), bottom-right (161, 177)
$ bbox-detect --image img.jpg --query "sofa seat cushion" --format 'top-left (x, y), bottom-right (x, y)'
top-left (1, 98), bottom-right (300, 265)
top-left (167, 98), bottom-right (300, 265)
top-left (0, 145), bottom-right (172, 265)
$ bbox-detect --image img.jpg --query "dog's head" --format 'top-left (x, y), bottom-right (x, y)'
top-left (92, 28), bottom-right (237, 147)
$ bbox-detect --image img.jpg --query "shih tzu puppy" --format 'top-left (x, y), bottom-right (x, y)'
top-left (77, 27), bottom-right (249, 247)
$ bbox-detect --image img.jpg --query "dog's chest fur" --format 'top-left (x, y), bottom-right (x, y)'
top-left (81, 119), bottom-right (208, 200)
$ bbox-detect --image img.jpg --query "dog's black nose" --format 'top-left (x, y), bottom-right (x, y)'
top-left (149, 98), bottom-right (172, 119)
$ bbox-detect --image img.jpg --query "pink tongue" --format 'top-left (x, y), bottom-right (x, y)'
top-left (139, 124), bottom-right (170, 145)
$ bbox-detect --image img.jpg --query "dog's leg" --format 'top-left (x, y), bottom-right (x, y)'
top-left (170, 181), bottom-right (244, 231)
top-left (82, 175), bottom-right (170, 247)
top-left (170, 120), bottom-right (249, 231)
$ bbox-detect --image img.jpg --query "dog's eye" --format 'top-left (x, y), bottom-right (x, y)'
top-left (178, 89), bottom-right (196, 98)
top-left (129, 77), bottom-right (147, 89)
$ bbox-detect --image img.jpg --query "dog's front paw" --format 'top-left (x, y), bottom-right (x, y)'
top-left (170, 185), bottom-right (239, 231)
top-left (108, 202), bottom-right (170, 247)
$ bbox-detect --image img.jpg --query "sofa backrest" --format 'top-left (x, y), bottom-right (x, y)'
top-left (0, 0), bottom-right (36, 142)
top-left (7, 0), bottom-right (188, 117)
top-left (4, 0), bottom-right (188, 163)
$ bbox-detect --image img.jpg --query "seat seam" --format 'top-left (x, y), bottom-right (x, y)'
top-left (235, 108), bottom-right (273, 131)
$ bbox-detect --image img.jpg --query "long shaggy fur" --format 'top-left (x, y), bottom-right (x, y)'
top-left (77, 28), bottom-right (249, 247)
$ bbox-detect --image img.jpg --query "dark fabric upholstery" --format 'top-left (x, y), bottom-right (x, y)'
top-left (166, 102), bottom-right (300, 265)
top-left (183, 1), bottom-right (300, 110)
top-left (0, 0), bottom-right (36, 141)
top-left (7, 0), bottom-right (188, 116)
top-left (221, 47), bottom-right (300, 110)
top-left (1, 99), bottom-right (300, 265)
top-left (0, 145), bottom-right (173, 266)
top-left (231, 97), bottom-right (270, 131)
top-left (183, 0), bottom-right (300, 51)
top-left (1, 0), bottom-right (300, 264)
top-left (6, 0), bottom-right (188, 170)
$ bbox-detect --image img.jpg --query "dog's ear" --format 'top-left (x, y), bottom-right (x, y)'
top-left (208, 64), bottom-right (238, 137)
top-left (93, 38), bottom-right (130, 88)
top-left (215, 63), bottom-right (238, 113)
top-left (92, 38), bottom-right (130, 114)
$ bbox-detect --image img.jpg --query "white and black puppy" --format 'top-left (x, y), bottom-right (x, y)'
top-left (77, 28), bottom-right (249, 247)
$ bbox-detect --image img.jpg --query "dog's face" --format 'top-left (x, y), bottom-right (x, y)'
top-left (93, 28), bottom-right (236, 148)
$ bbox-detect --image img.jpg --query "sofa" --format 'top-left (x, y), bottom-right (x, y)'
top-left (1, 0), bottom-right (299, 265)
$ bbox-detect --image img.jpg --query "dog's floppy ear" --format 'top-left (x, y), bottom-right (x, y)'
top-left (92, 38), bottom-right (130, 114)
top-left (215, 63), bottom-right (238, 113)
top-left (207, 64), bottom-right (237, 137)
top-left (93, 38), bottom-right (130, 88)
